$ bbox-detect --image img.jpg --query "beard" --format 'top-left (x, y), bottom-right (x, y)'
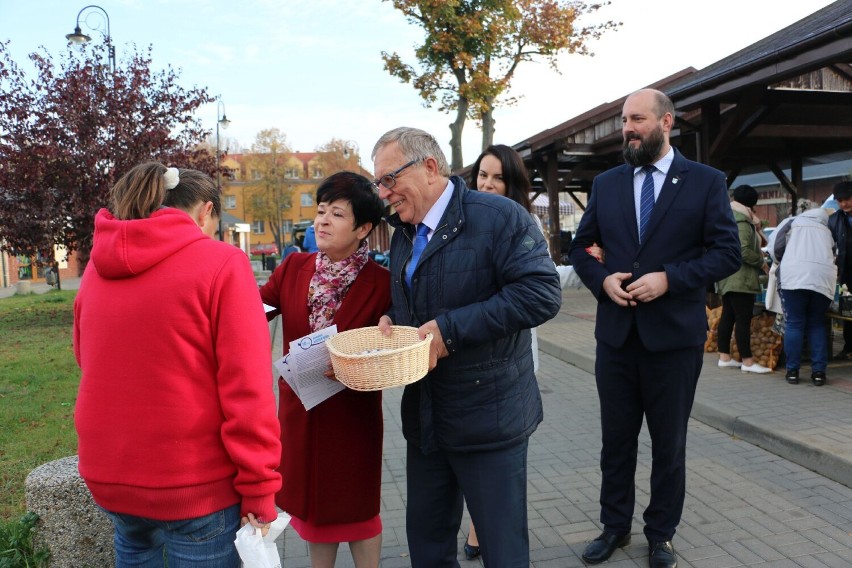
top-left (623, 124), bottom-right (665, 167)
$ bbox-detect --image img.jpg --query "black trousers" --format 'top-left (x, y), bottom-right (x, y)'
top-left (717, 291), bottom-right (756, 358)
top-left (595, 327), bottom-right (702, 542)
top-left (405, 439), bottom-right (530, 567)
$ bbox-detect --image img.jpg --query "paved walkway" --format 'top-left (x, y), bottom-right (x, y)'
top-left (272, 288), bottom-right (852, 567)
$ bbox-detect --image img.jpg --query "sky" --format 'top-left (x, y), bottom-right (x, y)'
top-left (0, 0), bottom-right (838, 173)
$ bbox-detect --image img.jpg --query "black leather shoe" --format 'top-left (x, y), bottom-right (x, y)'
top-left (812, 371), bottom-right (826, 386)
top-left (648, 540), bottom-right (677, 568)
top-left (581, 532), bottom-right (630, 564)
top-left (785, 368), bottom-right (799, 384)
top-left (463, 539), bottom-right (481, 560)
top-left (835, 349), bottom-right (851, 360)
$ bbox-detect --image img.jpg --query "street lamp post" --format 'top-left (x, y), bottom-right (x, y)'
top-left (66, 4), bottom-right (116, 74)
top-left (216, 100), bottom-right (231, 241)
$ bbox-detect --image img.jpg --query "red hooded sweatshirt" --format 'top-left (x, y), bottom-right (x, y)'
top-left (74, 207), bottom-right (281, 522)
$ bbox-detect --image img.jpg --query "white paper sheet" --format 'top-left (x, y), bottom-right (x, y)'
top-left (272, 325), bottom-right (344, 410)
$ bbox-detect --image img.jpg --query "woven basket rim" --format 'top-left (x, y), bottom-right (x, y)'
top-left (326, 325), bottom-right (432, 391)
top-left (326, 325), bottom-right (431, 359)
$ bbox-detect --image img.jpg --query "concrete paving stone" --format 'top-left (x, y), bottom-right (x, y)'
top-left (733, 537), bottom-right (788, 562)
top-left (683, 509), bottom-right (729, 529)
top-left (812, 483), bottom-right (852, 502)
top-left (817, 522), bottom-right (852, 545)
top-left (813, 551), bottom-right (852, 567)
top-left (736, 516), bottom-right (784, 539)
top-left (802, 526), bottom-right (852, 551)
top-left (794, 555), bottom-right (842, 568)
top-left (674, 526), bottom-right (716, 549)
top-left (751, 560), bottom-right (801, 568)
top-left (689, 554), bottom-right (743, 568)
top-left (720, 539), bottom-right (771, 566)
top-left (778, 538), bottom-right (829, 558)
top-left (529, 525), bottom-right (567, 548)
top-left (818, 501), bottom-right (852, 523)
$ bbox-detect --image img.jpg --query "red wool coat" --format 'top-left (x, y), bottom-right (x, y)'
top-left (260, 253), bottom-right (391, 525)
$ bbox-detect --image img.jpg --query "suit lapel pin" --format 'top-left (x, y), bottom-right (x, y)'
top-left (672, 177), bottom-right (680, 184)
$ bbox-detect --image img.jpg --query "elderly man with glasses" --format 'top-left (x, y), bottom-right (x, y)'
top-left (372, 126), bottom-right (561, 567)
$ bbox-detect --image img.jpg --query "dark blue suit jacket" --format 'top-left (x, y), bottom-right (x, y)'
top-left (568, 150), bottom-right (740, 352)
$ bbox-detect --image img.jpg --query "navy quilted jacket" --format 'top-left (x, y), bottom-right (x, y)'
top-left (385, 176), bottom-right (561, 453)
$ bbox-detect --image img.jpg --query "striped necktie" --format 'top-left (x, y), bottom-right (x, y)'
top-left (639, 165), bottom-right (656, 243)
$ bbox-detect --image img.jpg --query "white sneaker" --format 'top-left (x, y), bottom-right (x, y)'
top-left (718, 359), bottom-right (741, 368)
top-left (741, 363), bottom-right (771, 374)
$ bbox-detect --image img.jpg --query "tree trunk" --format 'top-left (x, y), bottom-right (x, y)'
top-left (449, 96), bottom-right (469, 172)
top-left (481, 102), bottom-right (496, 151)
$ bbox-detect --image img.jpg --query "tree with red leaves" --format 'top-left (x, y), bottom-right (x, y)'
top-left (0, 40), bottom-right (217, 278)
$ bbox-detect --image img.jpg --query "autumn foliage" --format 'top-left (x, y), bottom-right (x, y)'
top-left (382, 0), bottom-right (619, 170)
top-left (0, 40), bottom-right (216, 272)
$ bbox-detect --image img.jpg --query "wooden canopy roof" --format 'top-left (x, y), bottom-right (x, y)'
top-left (514, 0), bottom-right (852, 242)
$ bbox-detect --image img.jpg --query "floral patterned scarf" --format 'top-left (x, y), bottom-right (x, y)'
top-left (308, 241), bottom-right (369, 332)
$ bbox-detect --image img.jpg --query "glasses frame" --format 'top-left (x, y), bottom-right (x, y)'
top-left (373, 159), bottom-right (420, 190)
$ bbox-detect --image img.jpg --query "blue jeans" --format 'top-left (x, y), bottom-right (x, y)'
top-left (781, 289), bottom-right (831, 373)
top-left (103, 504), bottom-right (241, 568)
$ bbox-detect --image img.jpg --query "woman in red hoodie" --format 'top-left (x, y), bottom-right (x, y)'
top-left (74, 162), bottom-right (281, 567)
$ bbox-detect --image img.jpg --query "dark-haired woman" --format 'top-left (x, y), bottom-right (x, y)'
top-left (260, 172), bottom-right (390, 568)
top-left (716, 184), bottom-right (771, 374)
top-left (466, 145), bottom-right (599, 559)
top-left (74, 162), bottom-right (281, 567)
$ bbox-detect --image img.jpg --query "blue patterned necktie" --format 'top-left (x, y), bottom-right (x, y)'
top-left (405, 223), bottom-right (430, 288)
top-left (639, 165), bottom-right (656, 243)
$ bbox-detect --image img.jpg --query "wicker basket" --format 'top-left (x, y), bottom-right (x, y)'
top-left (326, 325), bottom-right (432, 391)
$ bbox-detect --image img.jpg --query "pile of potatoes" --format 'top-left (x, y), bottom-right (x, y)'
top-left (705, 306), bottom-right (782, 369)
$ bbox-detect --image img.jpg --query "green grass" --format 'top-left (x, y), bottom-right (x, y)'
top-left (0, 512), bottom-right (50, 567)
top-left (0, 291), bottom-right (79, 521)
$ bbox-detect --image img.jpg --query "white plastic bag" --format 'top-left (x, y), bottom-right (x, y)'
top-left (234, 511), bottom-right (291, 568)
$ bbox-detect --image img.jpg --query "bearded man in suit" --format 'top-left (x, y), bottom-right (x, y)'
top-left (569, 89), bottom-right (740, 568)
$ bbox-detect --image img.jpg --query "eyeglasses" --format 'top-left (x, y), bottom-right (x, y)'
top-left (373, 159), bottom-right (420, 190)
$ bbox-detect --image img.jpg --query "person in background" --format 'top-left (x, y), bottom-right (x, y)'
top-left (373, 127), bottom-right (561, 566)
top-left (716, 184), bottom-right (771, 374)
top-left (303, 224), bottom-right (319, 253)
top-left (463, 143), bottom-right (600, 560)
top-left (774, 206), bottom-right (836, 386)
top-left (827, 181), bottom-right (852, 359)
top-left (74, 162), bottom-right (281, 567)
top-left (569, 89), bottom-right (740, 568)
top-left (260, 172), bottom-right (389, 568)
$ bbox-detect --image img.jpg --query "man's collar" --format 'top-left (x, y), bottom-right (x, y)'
top-left (420, 178), bottom-right (454, 230)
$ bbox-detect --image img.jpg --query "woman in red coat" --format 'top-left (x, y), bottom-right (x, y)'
top-left (260, 172), bottom-right (390, 567)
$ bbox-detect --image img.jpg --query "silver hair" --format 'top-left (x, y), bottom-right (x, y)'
top-left (371, 127), bottom-right (451, 177)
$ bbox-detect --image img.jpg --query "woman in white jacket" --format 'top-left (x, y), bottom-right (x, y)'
top-left (773, 207), bottom-right (836, 386)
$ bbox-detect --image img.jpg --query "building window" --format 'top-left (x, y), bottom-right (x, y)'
top-left (313, 167), bottom-right (323, 178)
top-left (252, 220), bottom-right (265, 234)
top-left (300, 193), bottom-right (314, 207)
top-left (224, 195), bottom-right (236, 209)
top-left (251, 169), bottom-right (262, 180)
top-left (286, 168), bottom-right (300, 178)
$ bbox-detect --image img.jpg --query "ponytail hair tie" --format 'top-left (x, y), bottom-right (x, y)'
top-left (163, 167), bottom-right (180, 191)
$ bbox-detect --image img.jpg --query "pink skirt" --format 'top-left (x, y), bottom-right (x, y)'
top-left (290, 513), bottom-right (382, 543)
